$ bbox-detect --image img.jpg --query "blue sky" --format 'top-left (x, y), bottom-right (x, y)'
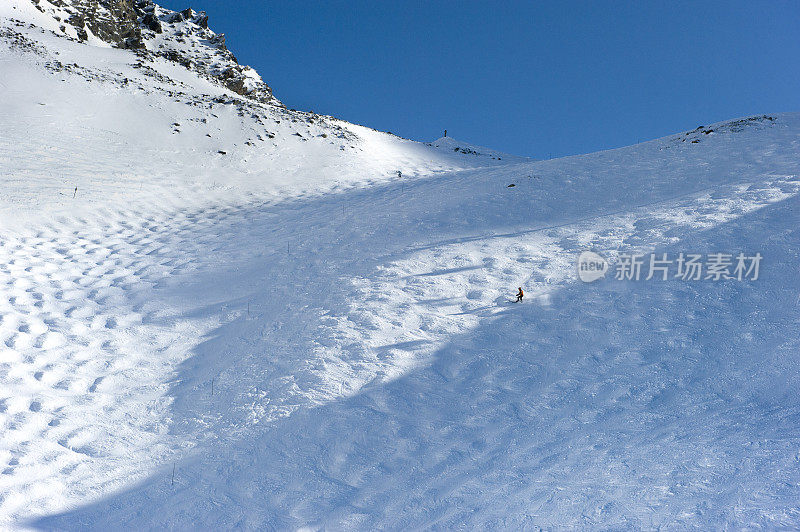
top-left (160, 1), bottom-right (799, 158)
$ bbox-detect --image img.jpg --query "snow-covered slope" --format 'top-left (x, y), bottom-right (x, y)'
top-left (1, 0), bottom-right (496, 227)
top-left (427, 135), bottom-right (530, 163)
top-left (2, 1), bottom-right (800, 529)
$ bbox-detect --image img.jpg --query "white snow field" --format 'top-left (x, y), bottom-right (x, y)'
top-left (3, 2), bottom-right (800, 529)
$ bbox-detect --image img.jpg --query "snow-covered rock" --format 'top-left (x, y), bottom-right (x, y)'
top-left (3, 0), bottom-right (279, 103)
top-left (427, 135), bottom-right (530, 162)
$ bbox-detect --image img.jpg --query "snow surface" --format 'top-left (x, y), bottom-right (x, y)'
top-left (2, 4), bottom-right (800, 529)
top-left (427, 135), bottom-right (530, 163)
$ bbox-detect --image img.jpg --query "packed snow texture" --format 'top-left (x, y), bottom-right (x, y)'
top-left (2, 1), bottom-right (800, 529)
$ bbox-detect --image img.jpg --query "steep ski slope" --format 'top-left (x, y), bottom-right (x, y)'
top-left (3, 5), bottom-right (800, 529)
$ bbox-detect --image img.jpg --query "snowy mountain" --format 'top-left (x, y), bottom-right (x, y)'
top-left (2, 0), bottom-right (800, 529)
top-left (427, 135), bottom-right (530, 163)
top-left (6, 0), bottom-right (278, 103)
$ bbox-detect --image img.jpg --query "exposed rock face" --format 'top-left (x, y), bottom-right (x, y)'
top-left (52, 0), bottom-right (144, 48)
top-left (33, 0), bottom-right (279, 104)
top-left (141, 12), bottom-right (161, 33)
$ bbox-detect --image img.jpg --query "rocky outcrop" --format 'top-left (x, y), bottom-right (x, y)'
top-left (52, 0), bottom-right (144, 49)
top-left (141, 12), bottom-right (161, 33)
top-left (36, 0), bottom-right (279, 104)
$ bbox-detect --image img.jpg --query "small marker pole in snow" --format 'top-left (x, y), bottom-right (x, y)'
top-left (72, 186), bottom-right (77, 199)
top-left (171, 464), bottom-right (175, 486)
top-left (211, 377), bottom-right (214, 397)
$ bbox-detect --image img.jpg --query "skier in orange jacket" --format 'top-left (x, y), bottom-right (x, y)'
top-left (515, 287), bottom-right (524, 302)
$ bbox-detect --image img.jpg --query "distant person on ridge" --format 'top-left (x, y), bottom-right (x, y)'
top-left (515, 287), bottom-right (524, 302)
